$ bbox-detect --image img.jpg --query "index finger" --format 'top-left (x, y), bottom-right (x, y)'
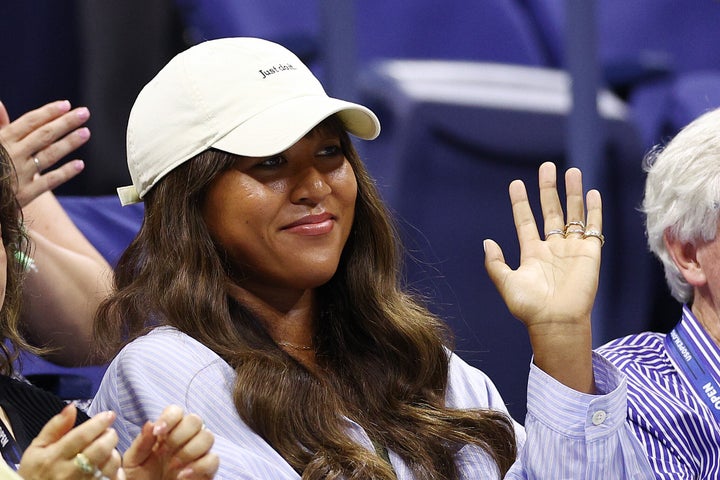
top-left (152, 404), bottom-right (185, 438)
top-left (0, 100), bottom-right (71, 142)
top-left (53, 410), bottom-right (117, 456)
top-left (14, 107), bottom-right (90, 161)
top-left (509, 178), bottom-right (540, 246)
top-left (30, 403), bottom-right (77, 448)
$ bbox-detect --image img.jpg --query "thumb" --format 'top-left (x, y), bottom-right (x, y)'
top-left (483, 239), bottom-right (510, 288)
top-left (30, 403), bottom-right (77, 448)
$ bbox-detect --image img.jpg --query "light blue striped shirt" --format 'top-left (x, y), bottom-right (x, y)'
top-left (90, 326), bottom-right (653, 479)
top-left (598, 305), bottom-right (720, 479)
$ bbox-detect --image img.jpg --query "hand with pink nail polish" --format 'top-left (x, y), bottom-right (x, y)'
top-left (0, 103), bottom-right (111, 366)
top-left (121, 405), bottom-right (218, 480)
top-left (0, 99), bottom-right (90, 207)
top-left (17, 405), bottom-right (124, 480)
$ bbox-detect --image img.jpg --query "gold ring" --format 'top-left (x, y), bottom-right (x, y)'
top-left (33, 156), bottom-right (42, 174)
top-left (74, 452), bottom-right (94, 474)
top-left (564, 228), bottom-right (585, 236)
top-left (564, 220), bottom-right (585, 231)
top-left (583, 230), bottom-right (605, 247)
top-left (545, 229), bottom-right (565, 240)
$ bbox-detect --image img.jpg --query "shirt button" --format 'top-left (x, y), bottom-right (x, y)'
top-left (591, 410), bottom-right (607, 425)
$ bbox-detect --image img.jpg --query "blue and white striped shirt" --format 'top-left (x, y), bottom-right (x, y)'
top-left (598, 305), bottom-right (720, 479)
top-left (91, 326), bottom-right (653, 479)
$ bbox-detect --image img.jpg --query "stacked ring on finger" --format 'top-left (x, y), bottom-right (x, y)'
top-left (32, 156), bottom-right (42, 174)
top-left (545, 229), bottom-right (565, 240)
top-left (564, 220), bottom-right (585, 230)
top-left (583, 229), bottom-right (605, 247)
top-left (564, 220), bottom-right (585, 236)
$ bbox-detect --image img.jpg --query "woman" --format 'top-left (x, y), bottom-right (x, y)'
top-left (0, 142), bottom-right (218, 479)
top-left (91, 37), bottom-right (653, 478)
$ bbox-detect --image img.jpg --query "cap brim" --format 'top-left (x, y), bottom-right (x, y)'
top-left (212, 94), bottom-right (380, 157)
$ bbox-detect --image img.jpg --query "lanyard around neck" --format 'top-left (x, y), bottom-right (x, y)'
top-left (665, 308), bottom-right (720, 424)
top-left (0, 418), bottom-right (21, 471)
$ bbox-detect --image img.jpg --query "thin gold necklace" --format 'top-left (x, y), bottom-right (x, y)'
top-left (277, 341), bottom-right (314, 351)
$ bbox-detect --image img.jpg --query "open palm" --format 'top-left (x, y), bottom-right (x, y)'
top-left (484, 162), bottom-right (603, 393)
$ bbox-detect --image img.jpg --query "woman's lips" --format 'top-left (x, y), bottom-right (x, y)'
top-left (281, 213), bottom-right (335, 235)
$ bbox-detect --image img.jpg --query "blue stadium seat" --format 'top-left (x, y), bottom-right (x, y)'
top-left (523, 0), bottom-right (720, 148)
top-left (357, 59), bottom-right (651, 420)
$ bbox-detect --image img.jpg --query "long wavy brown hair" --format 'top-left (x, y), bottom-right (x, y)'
top-left (95, 116), bottom-right (517, 478)
top-left (0, 143), bottom-right (36, 375)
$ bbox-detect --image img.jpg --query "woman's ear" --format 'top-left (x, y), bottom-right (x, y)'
top-left (664, 229), bottom-right (707, 287)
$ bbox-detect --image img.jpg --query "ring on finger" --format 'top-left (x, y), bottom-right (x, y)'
top-left (564, 220), bottom-right (585, 231)
top-left (545, 229), bottom-right (565, 240)
top-left (565, 228), bottom-right (586, 236)
top-left (583, 229), bottom-right (605, 247)
top-left (74, 453), bottom-right (95, 475)
top-left (32, 156), bottom-right (42, 174)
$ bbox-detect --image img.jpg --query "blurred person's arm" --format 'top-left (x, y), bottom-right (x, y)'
top-left (21, 192), bottom-right (111, 365)
top-left (0, 100), bottom-right (111, 365)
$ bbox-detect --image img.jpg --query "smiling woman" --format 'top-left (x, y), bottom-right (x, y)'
top-left (201, 117), bottom-right (357, 300)
top-left (89, 37), bottom-right (653, 479)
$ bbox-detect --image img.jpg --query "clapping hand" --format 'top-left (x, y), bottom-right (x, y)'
top-left (18, 404), bottom-right (123, 480)
top-left (122, 405), bottom-right (219, 480)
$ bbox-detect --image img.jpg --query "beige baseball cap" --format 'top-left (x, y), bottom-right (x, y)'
top-left (117, 37), bottom-right (381, 205)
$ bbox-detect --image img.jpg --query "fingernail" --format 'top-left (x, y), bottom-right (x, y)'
top-left (56, 100), bottom-right (71, 112)
top-left (178, 468), bottom-right (194, 479)
top-left (483, 239), bottom-right (488, 253)
top-left (75, 127), bottom-right (90, 139)
top-left (152, 421), bottom-right (168, 436)
top-left (72, 160), bottom-right (85, 172)
top-left (76, 107), bottom-right (90, 120)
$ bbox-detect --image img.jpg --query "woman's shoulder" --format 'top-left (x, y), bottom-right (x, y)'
top-left (110, 326), bottom-right (232, 382)
top-left (119, 326), bottom-right (217, 359)
top-left (445, 351), bottom-right (506, 412)
top-left (97, 327), bottom-right (236, 414)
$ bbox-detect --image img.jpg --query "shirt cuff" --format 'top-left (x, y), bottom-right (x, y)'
top-left (526, 351), bottom-right (628, 441)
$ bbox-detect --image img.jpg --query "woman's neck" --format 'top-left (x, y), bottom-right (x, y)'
top-left (227, 283), bottom-right (319, 368)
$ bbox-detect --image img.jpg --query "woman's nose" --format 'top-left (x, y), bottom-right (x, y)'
top-left (290, 167), bottom-right (332, 204)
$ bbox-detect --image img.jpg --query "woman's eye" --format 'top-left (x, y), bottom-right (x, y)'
top-left (318, 145), bottom-right (342, 157)
top-left (257, 155), bottom-right (286, 168)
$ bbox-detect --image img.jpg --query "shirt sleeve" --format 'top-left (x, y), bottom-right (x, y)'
top-left (505, 351), bottom-right (655, 479)
top-left (89, 328), bottom-right (302, 480)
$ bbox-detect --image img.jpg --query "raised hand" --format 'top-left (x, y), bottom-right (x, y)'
top-left (123, 405), bottom-right (218, 480)
top-left (0, 100), bottom-right (90, 207)
top-left (17, 404), bottom-right (123, 480)
top-left (484, 162), bottom-right (603, 393)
